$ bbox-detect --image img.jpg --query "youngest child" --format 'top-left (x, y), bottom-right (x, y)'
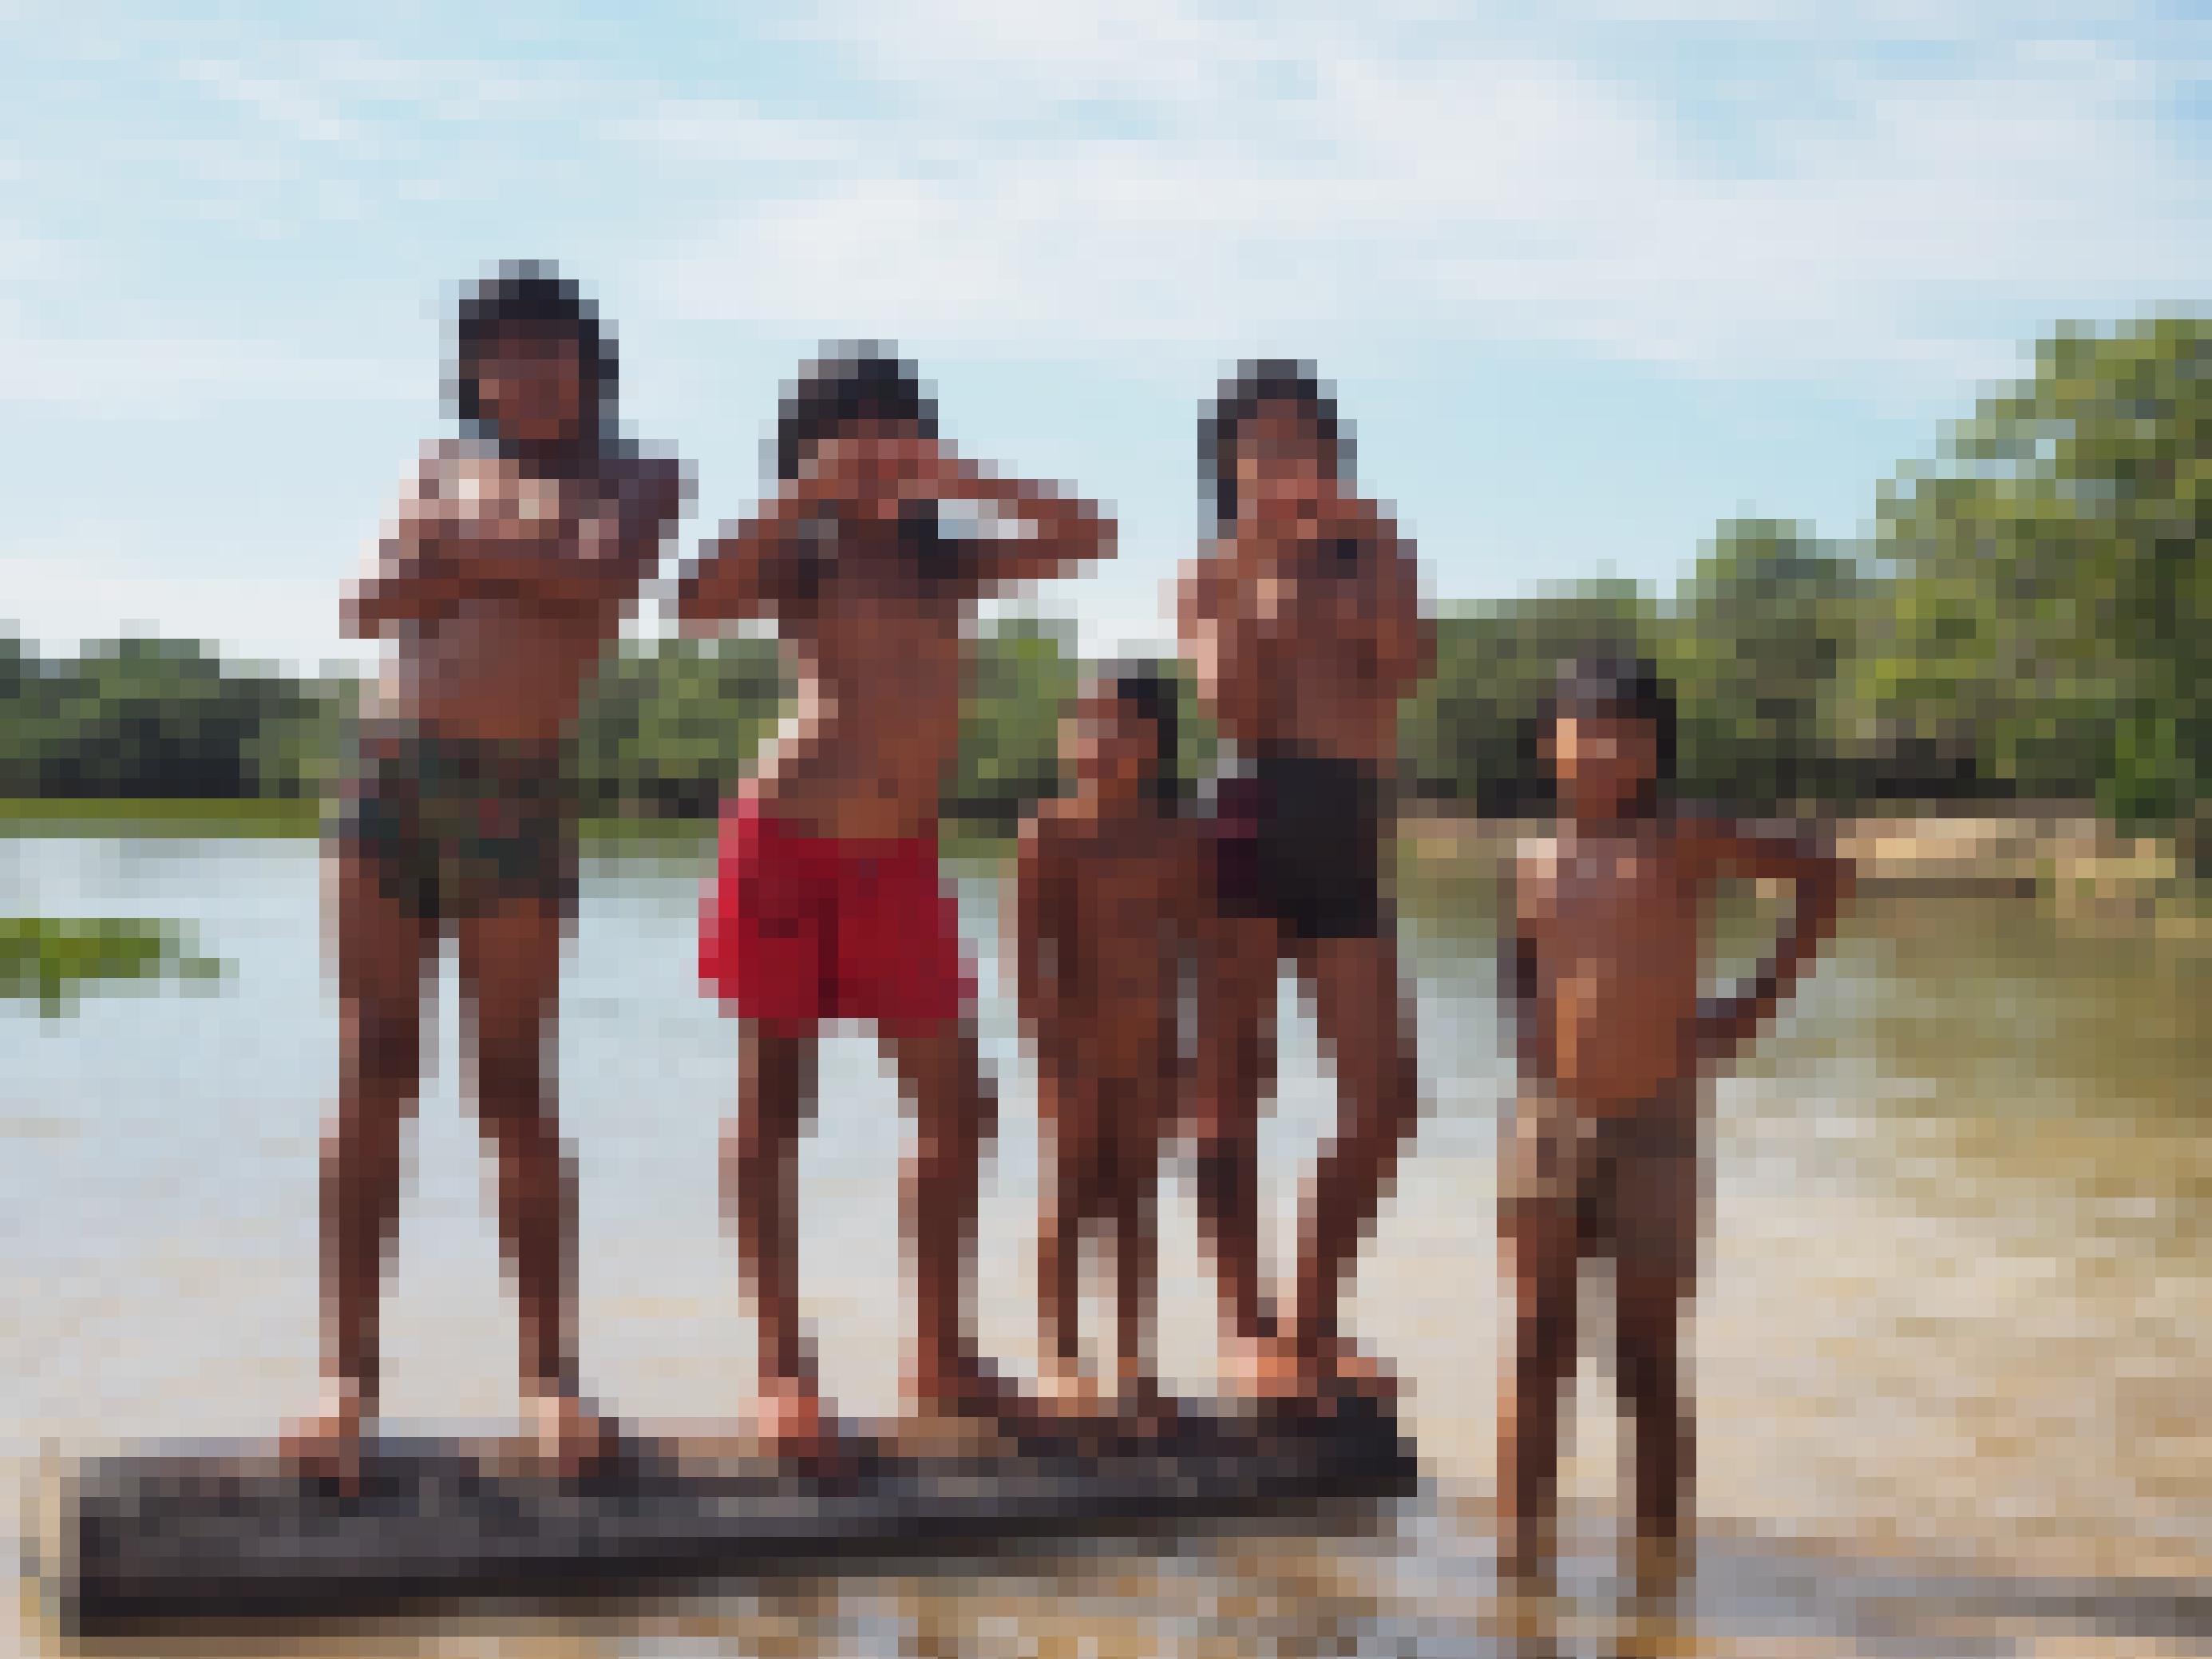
top-left (1500, 655), bottom-right (1849, 1598)
top-left (1012, 663), bottom-right (1202, 1423)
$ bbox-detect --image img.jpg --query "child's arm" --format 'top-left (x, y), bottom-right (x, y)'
top-left (1181, 545), bottom-right (1282, 739)
top-left (1498, 852), bottom-right (1553, 1086)
top-left (1310, 500), bottom-right (1433, 693)
top-left (1688, 818), bottom-right (1853, 1056)
top-left (348, 451), bottom-right (682, 635)
top-left (917, 449), bottom-right (1115, 592)
top-left (674, 480), bottom-right (837, 633)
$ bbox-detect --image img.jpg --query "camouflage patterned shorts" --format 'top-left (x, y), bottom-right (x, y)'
top-left (331, 722), bottom-right (576, 924)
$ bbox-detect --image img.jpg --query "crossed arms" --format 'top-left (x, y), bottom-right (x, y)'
top-left (346, 445), bottom-right (689, 638)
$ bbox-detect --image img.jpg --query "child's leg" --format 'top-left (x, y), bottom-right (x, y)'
top-left (1287, 930), bottom-right (1421, 1388)
top-left (1615, 1259), bottom-right (1693, 1568)
top-left (1107, 1083), bottom-right (1166, 1406)
top-left (1611, 1110), bottom-right (1702, 1581)
top-left (457, 896), bottom-right (606, 1465)
top-left (727, 1023), bottom-right (821, 1439)
top-left (1498, 1209), bottom-right (1582, 1582)
top-left (1036, 1073), bottom-right (1105, 1381)
top-left (291, 848), bottom-right (434, 1469)
top-left (1190, 913), bottom-right (1280, 1352)
top-left (886, 1021), bottom-right (1005, 1416)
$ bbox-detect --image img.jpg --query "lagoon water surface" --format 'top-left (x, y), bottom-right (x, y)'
top-left (6, 833), bottom-right (2208, 1656)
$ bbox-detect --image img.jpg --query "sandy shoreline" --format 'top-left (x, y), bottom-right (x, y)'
top-left (1403, 802), bottom-right (2206, 933)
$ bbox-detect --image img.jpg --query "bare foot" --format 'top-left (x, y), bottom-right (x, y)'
top-left (911, 1355), bottom-right (1050, 1443)
top-left (1307, 1333), bottom-right (1401, 1404)
top-left (1631, 1534), bottom-right (1691, 1607)
top-left (280, 1384), bottom-right (370, 1488)
top-left (749, 1376), bottom-right (840, 1462)
top-left (1499, 1515), bottom-right (1558, 1597)
top-left (1035, 1364), bottom-right (1110, 1423)
top-left (1488, 1566), bottom-right (1563, 1651)
top-left (1220, 1332), bottom-right (1309, 1407)
top-left (522, 1386), bottom-right (619, 1479)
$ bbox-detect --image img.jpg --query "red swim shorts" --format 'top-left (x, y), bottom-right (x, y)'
top-left (698, 800), bottom-right (972, 1032)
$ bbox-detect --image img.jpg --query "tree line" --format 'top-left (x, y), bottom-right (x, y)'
top-left (2, 317), bottom-right (2202, 851)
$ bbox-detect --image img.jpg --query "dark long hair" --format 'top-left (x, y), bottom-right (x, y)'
top-left (449, 261), bottom-right (618, 464)
top-left (1198, 358), bottom-right (1350, 532)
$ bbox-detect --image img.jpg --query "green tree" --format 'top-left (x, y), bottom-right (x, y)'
top-left (948, 619), bottom-right (1083, 831)
top-left (1870, 316), bottom-right (2208, 832)
top-left (1403, 580), bottom-right (1659, 813)
top-left (572, 635), bottom-right (787, 818)
top-left (1666, 519), bottom-right (1868, 810)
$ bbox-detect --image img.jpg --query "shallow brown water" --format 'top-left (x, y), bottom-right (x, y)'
top-left (5, 834), bottom-right (2207, 1655)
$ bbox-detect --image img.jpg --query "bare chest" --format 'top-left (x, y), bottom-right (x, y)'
top-left (1521, 837), bottom-right (1697, 944)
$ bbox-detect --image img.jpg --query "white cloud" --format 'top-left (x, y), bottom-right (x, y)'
top-left (636, 1), bottom-right (2209, 396)
top-left (0, 323), bottom-right (415, 414)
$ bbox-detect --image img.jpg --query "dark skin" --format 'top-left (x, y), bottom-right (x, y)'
top-left (1177, 404), bottom-right (1434, 1404)
top-left (290, 326), bottom-right (684, 1481)
top-left (678, 415), bottom-right (1112, 1453)
top-left (1499, 711), bottom-right (1850, 1587)
top-left (1014, 693), bottom-right (1201, 1421)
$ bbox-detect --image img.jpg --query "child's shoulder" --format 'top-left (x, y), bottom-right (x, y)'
top-left (408, 435), bottom-right (488, 492)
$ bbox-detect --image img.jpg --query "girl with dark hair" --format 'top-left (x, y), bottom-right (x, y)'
top-left (294, 263), bottom-right (687, 1482)
top-left (453, 263), bottom-right (621, 464)
top-left (1197, 358), bottom-right (1351, 532)
top-left (1177, 358), bottom-right (1434, 1407)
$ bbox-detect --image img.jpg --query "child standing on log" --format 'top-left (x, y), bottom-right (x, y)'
top-left (1177, 362), bottom-right (1434, 1405)
top-left (678, 345), bottom-right (1114, 1455)
top-left (1012, 663), bottom-right (1203, 1424)
top-left (291, 263), bottom-right (687, 1479)
top-left (1498, 655), bottom-right (1849, 1598)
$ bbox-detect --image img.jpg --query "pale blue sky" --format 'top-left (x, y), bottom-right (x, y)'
top-left (4, 0), bottom-right (2206, 671)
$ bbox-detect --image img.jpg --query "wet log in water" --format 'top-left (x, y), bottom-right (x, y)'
top-left (42, 1398), bottom-right (1417, 1627)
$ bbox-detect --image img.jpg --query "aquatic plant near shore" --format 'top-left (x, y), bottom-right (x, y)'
top-left (1, 917), bottom-right (224, 1016)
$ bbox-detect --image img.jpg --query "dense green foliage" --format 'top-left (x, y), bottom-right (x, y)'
top-left (1867, 317), bottom-right (2206, 836)
top-left (0, 634), bottom-right (348, 801)
top-left (2, 319), bottom-right (2201, 845)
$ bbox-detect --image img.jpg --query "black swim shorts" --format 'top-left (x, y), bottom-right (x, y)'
top-left (1212, 746), bottom-right (1388, 942)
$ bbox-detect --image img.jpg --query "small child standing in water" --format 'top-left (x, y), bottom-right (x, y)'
top-left (1500, 655), bottom-right (1849, 1598)
top-left (1012, 664), bottom-right (1201, 1423)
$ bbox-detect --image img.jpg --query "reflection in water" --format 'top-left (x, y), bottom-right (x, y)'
top-left (6, 834), bottom-right (2209, 1656)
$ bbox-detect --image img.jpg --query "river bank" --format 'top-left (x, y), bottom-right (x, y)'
top-left (1405, 802), bottom-right (2207, 937)
top-left (6, 796), bottom-right (2205, 932)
